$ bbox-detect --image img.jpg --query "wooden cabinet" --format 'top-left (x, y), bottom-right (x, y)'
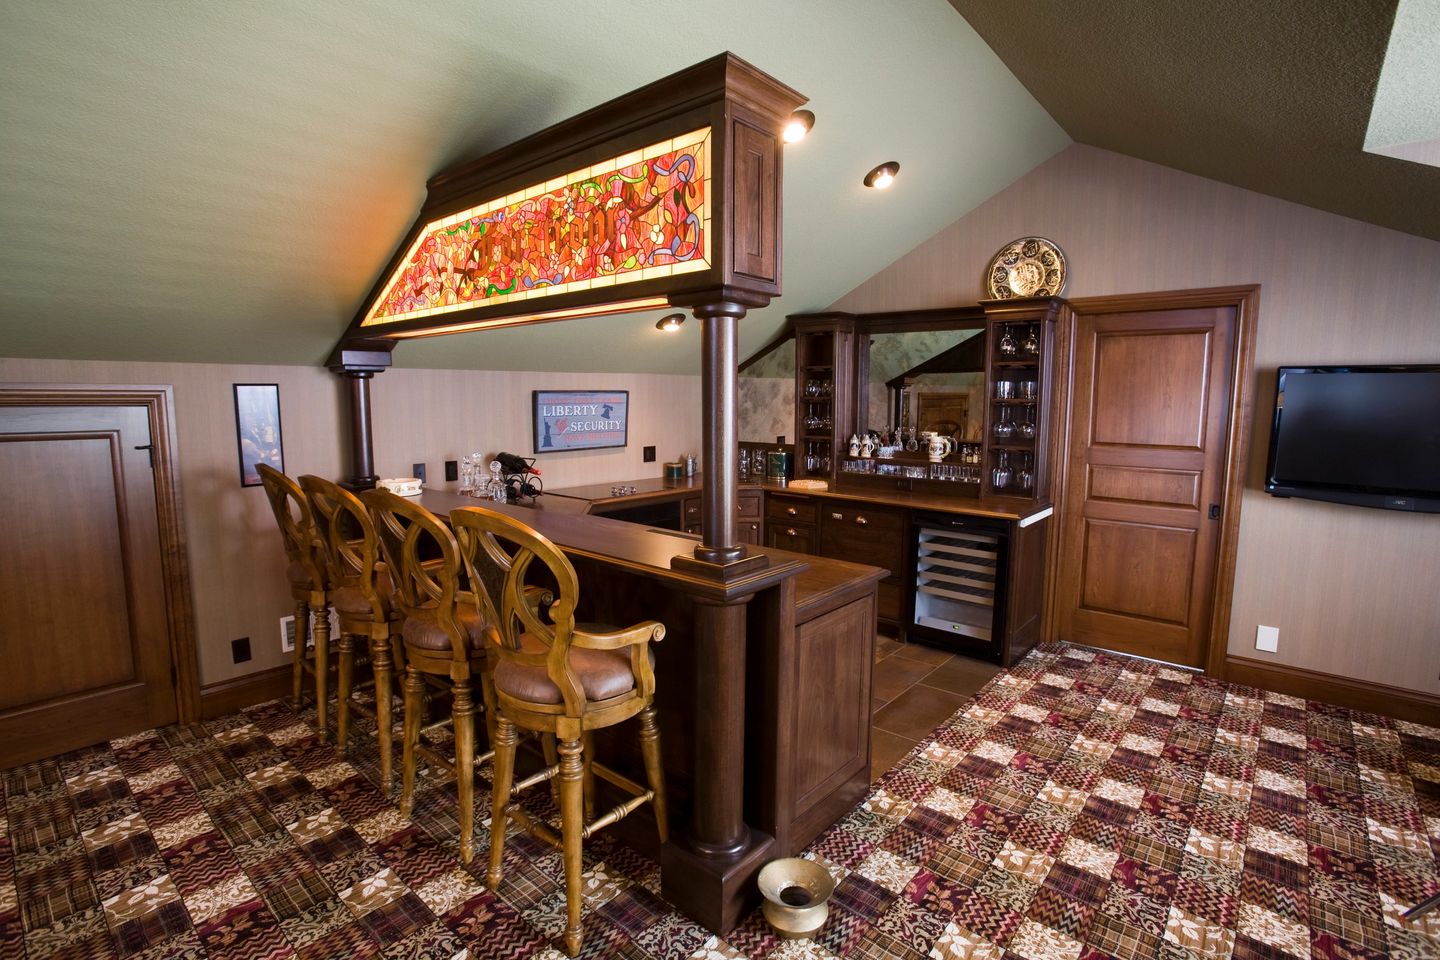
top-left (765, 493), bottom-right (817, 553)
top-left (818, 502), bottom-right (907, 624)
top-left (981, 298), bottom-right (1061, 500)
top-left (685, 491), bottom-right (763, 543)
top-left (793, 316), bottom-right (859, 485)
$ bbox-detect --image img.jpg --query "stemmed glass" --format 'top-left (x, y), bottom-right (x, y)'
top-left (991, 451), bottom-right (1012, 491)
top-left (993, 407), bottom-right (1015, 440)
top-left (998, 327), bottom-right (1018, 358)
top-left (1019, 407), bottom-right (1037, 440)
top-left (1021, 326), bottom-right (1040, 356)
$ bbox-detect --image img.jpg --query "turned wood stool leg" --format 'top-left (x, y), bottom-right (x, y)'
top-left (487, 715), bottom-right (518, 889)
top-left (453, 678), bottom-right (476, 863)
top-left (541, 734), bottom-right (561, 805)
top-left (558, 736), bottom-right (585, 958)
top-left (335, 634), bottom-right (355, 757)
top-left (400, 666), bottom-right (423, 817)
top-left (370, 635), bottom-right (394, 792)
top-left (313, 605), bottom-right (331, 743)
top-left (580, 731), bottom-right (596, 823)
top-left (291, 601), bottom-right (309, 709)
top-left (638, 705), bottom-right (669, 843)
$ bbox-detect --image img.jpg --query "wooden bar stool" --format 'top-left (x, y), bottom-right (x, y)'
top-left (451, 505), bottom-right (668, 958)
top-left (362, 488), bottom-right (495, 862)
top-left (300, 475), bottom-right (402, 791)
top-left (255, 463), bottom-right (333, 737)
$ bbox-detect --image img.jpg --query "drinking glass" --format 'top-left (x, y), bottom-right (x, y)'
top-left (994, 380), bottom-right (1016, 399)
top-left (993, 408), bottom-right (1015, 440)
top-left (739, 448), bottom-right (751, 478)
top-left (1021, 326), bottom-right (1040, 355)
top-left (1019, 407), bottom-right (1037, 440)
top-left (998, 327), bottom-right (1018, 357)
top-left (991, 451), bottom-right (1012, 491)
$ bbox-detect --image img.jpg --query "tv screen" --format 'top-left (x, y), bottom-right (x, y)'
top-left (1265, 365), bottom-right (1440, 513)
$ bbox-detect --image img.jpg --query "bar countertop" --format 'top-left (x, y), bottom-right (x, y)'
top-left (545, 473), bottom-right (1053, 523)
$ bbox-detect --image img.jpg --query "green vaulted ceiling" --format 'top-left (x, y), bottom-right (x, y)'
top-left (2, 2), bottom-right (1435, 374)
top-left (0, 0), bottom-right (1065, 372)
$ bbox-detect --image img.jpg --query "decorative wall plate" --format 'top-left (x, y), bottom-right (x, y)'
top-left (985, 237), bottom-right (1067, 299)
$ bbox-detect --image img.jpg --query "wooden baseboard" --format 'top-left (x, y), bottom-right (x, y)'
top-left (1224, 656), bottom-right (1440, 726)
top-left (200, 664), bottom-right (293, 720)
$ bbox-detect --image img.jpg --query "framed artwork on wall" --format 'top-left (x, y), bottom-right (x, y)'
top-left (532, 390), bottom-right (629, 453)
top-left (234, 383), bottom-right (284, 486)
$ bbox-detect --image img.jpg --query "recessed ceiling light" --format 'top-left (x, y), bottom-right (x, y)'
top-left (655, 313), bottom-right (686, 332)
top-left (783, 109), bottom-right (815, 144)
top-left (863, 161), bottom-right (900, 189)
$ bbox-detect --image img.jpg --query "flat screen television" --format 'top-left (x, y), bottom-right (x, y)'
top-left (1264, 365), bottom-right (1440, 514)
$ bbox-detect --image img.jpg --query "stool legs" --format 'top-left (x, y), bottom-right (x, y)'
top-left (487, 715), bottom-right (518, 889)
top-left (558, 736), bottom-right (585, 958)
top-left (314, 606), bottom-right (331, 743)
top-left (291, 601), bottom-right (309, 709)
top-left (454, 678), bottom-right (476, 864)
top-left (371, 636), bottom-right (395, 792)
top-left (580, 731), bottom-right (596, 822)
top-left (335, 634), bottom-right (355, 756)
top-left (638, 705), bottom-right (669, 844)
top-left (400, 666), bottom-right (424, 817)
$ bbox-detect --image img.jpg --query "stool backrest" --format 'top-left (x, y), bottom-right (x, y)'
top-left (451, 505), bottom-right (663, 716)
top-left (362, 488), bottom-right (473, 662)
top-left (299, 475), bottom-right (386, 620)
top-left (256, 463), bottom-right (325, 589)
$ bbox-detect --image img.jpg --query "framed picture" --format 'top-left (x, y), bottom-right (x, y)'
top-left (234, 383), bottom-right (284, 486)
top-left (532, 390), bottom-right (628, 453)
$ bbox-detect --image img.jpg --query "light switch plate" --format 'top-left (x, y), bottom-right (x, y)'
top-left (1255, 624), bottom-right (1279, 653)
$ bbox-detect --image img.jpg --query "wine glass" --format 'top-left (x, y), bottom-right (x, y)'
top-left (993, 407), bottom-right (1015, 440)
top-left (991, 451), bottom-right (1012, 491)
top-left (1019, 407), bottom-right (1037, 440)
top-left (1017, 455), bottom-right (1034, 492)
top-left (1021, 326), bottom-right (1040, 355)
top-left (998, 327), bottom-right (1018, 357)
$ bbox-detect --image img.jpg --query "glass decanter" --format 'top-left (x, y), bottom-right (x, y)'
top-left (484, 460), bottom-right (508, 502)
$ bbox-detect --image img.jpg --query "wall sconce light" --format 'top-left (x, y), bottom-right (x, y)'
top-left (655, 313), bottom-right (686, 332)
top-left (783, 109), bottom-right (815, 144)
top-left (863, 161), bottom-right (900, 189)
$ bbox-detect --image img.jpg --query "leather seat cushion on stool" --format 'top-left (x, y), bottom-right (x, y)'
top-left (401, 603), bottom-right (495, 651)
top-left (330, 569), bottom-right (395, 616)
top-left (493, 634), bottom-right (651, 704)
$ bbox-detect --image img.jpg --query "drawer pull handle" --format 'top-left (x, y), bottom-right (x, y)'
top-left (786, 507), bottom-right (797, 515)
top-left (786, 528), bottom-right (797, 536)
top-left (855, 516), bottom-right (868, 525)
top-left (831, 512), bottom-right (843, 520)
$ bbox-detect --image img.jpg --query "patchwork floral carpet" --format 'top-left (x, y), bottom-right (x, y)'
top-left (2, 643), bottom-right (1439, 959)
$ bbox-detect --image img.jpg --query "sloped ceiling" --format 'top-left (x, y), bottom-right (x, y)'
top-left (947, 0), bottom-right (1440, 243)
top-left (0, 0), bottom-right (1067, 373)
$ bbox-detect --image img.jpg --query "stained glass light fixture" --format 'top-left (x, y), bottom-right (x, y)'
top-left (330, 53), bottom-right (806, 361)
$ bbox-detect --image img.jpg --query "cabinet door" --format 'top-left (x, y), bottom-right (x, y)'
top-left (739, 520), bottom-right (760, 545)
top-left (767, 522), bottom-right (815, 555)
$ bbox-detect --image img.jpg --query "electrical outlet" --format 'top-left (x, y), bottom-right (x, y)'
top-left (411, 462), bottom-right (427, 483)
top-left (1255, 624), bottom-right (1279, 653)
top-left (231, 637), bottom-right (252, 663)
top-left (643, 445), bottom-right (656, 463)
top-left (280, 608), bottom-right (339, 653)
top-left (444, 460), bottom-right (459, 482)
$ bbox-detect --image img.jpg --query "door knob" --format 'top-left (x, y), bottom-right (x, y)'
top-left (1209, 503), bottom-right (1221, 520)
top-left (855, 516), bottom-right (868, 525)
top-left (786, 507), bottom-right (797, 515)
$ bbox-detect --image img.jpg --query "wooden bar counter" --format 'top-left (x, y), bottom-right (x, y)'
top-left (416, 490), bottom-right (883, 934)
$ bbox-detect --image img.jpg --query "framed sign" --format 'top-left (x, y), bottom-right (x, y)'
top-left (234, 383), bottom-right (284, 486)
top-left (533, 390), bottom-right (628, 453)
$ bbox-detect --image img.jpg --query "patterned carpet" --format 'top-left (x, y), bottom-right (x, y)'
top-left (3, 643), bottom-right (1439, 959)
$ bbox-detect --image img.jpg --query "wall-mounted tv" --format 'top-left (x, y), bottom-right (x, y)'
top-left (1264, 365), bottom-right (1440, 514)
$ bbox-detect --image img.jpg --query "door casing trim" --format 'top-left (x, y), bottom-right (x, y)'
top-left (1042, 285), bottom-right (1260, 677)
top-left (0, 383), bottom-right (200, 723)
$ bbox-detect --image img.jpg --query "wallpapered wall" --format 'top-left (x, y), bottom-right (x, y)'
top-left (0, 357), bottom-right (702, 687)
top-left (831, 143), bottom-right (1440, 695)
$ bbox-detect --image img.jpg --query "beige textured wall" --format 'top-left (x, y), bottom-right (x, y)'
top-left (0, 358), bottom-right (700, 686)
top-left (832, 144), bottom-right (1440, 695)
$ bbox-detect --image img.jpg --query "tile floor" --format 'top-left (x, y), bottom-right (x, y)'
top-left (870, 634), bottom-right (1003, 780)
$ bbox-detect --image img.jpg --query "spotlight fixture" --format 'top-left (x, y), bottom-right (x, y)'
top-left (655, 313), bottom-right (686, 332)
top-left (783, 109), bottom-right (815, 144)
top-left (863, 161), bottom-right (900, 189)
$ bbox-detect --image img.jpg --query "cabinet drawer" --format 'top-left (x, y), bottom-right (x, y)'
top-left (766, 493), bottom-right (817, 525)
top-left (820, 505), bottom-right (906, 576)
top-left (738, 492), bottom-right (762, 519)
top-left (766, 521), bottom-right (816, 555)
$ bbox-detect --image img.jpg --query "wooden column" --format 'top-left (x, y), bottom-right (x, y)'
top-left (693, 301), bottom-right (745, 564)
top-left (343, 371), bottom-right (379, 490)
top-left (686, 596), bottom-right (749, 855)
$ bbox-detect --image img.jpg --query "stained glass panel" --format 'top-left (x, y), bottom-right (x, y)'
top-left (362, 127), bottom-right (711, 327)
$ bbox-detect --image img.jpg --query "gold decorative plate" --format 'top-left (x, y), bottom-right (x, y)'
top-left (985, 237), bottom-right (1067, 299)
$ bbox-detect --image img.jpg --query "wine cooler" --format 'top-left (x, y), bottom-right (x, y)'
top-left (908, 513), bottom-right (1008, 660)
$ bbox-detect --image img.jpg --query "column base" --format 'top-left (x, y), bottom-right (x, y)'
top-left (661, 829), bottom-right (777, 935)
top-left (670, 549), bottom-right (769, 581)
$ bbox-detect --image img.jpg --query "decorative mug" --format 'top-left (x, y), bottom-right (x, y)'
top-left (926, 435), bottom-right (953, 462)
top-left (848, 434), bottom-right (860, 457)
top-left (860, 436), bottom-right (875, 458)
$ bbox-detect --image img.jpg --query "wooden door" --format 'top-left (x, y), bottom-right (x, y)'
top-left (0, 403), bottom-right (178, 765)
top-left (1056, 307), bottom-right (1237, 667)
